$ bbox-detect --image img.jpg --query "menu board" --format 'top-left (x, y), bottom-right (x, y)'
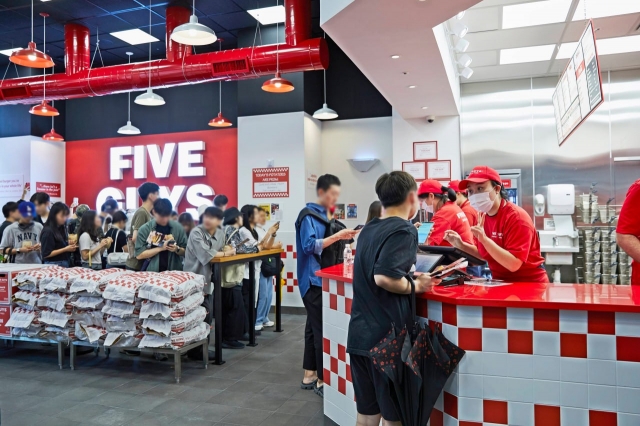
top-left (552, 21), bottom-right (603, 146)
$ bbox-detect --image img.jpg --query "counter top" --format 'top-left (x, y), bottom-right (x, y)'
top-left (316, 264), bottom-right (640, 313)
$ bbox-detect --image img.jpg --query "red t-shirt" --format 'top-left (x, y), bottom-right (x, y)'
top-left (477, 200), bottom-right (548, 283)
top-left (428, 202), bottom-right (474, 247)
top-left (460, 199), bottom-right (478, 227)
top-left (617, 179), bottom-right (640, 285)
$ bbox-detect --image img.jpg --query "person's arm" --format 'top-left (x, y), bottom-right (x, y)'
top-left (426, 214), bottom-right (447, 246)
top-left (618, 234), bottom-right (640, 263)
top-left (472, 214), bottom-right (527, 273)
top-left (80, 235), bottom-right (108, 261)
top-left (617, 182), bottom-right (640, 263)
top-left (117, 231), bottom-right (129, 253)
top-left (166, 224), bottom-right (187, 257)
top-left (130, 210), bottom-right (145, 243)
top-left (299, 216), bottom-right (358, 256)
top-left (137, 245), bottom-right (167, 260)
top-left (444, 230), bottom-right (481, 258)
top-left (0, 231), bottom-right (19, 256)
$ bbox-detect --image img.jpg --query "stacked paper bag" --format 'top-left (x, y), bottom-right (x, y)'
top-left (6, 307), bottom-right (42, 337)
top-left (9, 266), bottom-right (60, 339)
top-left (139, 271), bottom-right (209, 350)
top-left (102, 273), bottom-right (149, 347)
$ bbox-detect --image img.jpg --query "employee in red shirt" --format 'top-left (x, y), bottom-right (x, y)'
top-left (418, 179), bottom-right (473, 246)
top-left (617, 179), bottom-right (640, 285)
top-left (449, 180), bottom-right (478, 227)
top-left (444, 166), bottom-right (548, 283)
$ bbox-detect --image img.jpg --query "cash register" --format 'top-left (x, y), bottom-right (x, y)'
top-left (414, 245), bottom-right (486, 287)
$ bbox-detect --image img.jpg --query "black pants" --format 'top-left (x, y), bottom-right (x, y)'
top-left (302, 285), bottom-right (323, 380)
top-left (222, 286), bottom-right (244, 341)
top-left (242, 278), bottom-right (252, 334)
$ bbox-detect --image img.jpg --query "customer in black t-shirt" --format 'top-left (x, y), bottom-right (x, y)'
top-left (347, 171), bottom-right (441, 426)
top-left (41, 202), bottom-right (75, 267)
top-left (105, 211), bottom-right (129, 268)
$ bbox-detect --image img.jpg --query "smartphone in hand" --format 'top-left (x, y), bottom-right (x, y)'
top-left (354, 224), bottom-right (364, 231)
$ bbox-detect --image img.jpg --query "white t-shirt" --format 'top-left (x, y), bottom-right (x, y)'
top-left (79, 232), bottom-right (102, 267)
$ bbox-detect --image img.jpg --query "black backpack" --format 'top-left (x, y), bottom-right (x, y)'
top-left (295, 208), bottom-right (349, 269)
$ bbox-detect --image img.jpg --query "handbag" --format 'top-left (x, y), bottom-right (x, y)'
top-left (260, 256), bottom-right (281, 277)
top-left (106, 229), bottom-right (128, 266)
top-left (221, 228), bottom-right (244, 288)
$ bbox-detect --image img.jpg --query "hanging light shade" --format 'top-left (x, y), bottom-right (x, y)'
top-left (262, 72), bottom-right (294, 93)
top-left (29, 100), bottom-right (59, 116)
top-left (43, 128), bottom-right (64, 141)
top-left (171, 15), bottom-right (217, 46)
top-left (313, 103), bottom-right (338, 120)
top-left (135, 87), bottom-right (165, 106)
top-left (209, 112), bottom-right (232, 127)
top-left (10, 41), bottom-right (54, 68)
top-left (118, 120), bottom-right (141, 135)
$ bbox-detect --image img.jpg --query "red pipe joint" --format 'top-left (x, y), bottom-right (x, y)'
top-left (64, 23), bottom-right (90, 76)
top-left (285, 0), bottom-right (311, 46)
top-left (166, 6), bottom-right (193, 62)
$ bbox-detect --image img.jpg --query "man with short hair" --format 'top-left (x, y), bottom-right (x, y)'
top-left (0, 201), bottom-right (43, 264)
top-left (30, 192), bottom-right (50, 225)
top-left (295, 174), bottom-right (359, 397)
top-left (126, 182), bottom-right (160, 271)
top-left (213, 194), bottom-right (229, 211)
top-left (0, 202), bottom-right (21, 243)
top-left (135, 198), bottom-right (187, 272)
top-left (348, 171), bottom-right (440, 426)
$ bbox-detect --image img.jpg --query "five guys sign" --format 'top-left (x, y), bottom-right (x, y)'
top-left (65, 129), bottom-right (238, 217)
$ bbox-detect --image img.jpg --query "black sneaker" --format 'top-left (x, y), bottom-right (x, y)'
top-left (239, 331), bottom-right (261, 341)
top-left (222, 340), bottom-right (245, 349)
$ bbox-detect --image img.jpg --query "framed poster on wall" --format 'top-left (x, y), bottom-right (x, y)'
top-left (427, 160), bottom-right (451, 180)
top-left (402, 161), bottom-right (426, 181)
top-left (413, 141), bottom-right (438, 161)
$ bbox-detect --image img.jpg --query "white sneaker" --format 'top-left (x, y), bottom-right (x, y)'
top-left (262, 321), bottom-right (275, 327)
top-left (255, 324), bottom-right (264, 331)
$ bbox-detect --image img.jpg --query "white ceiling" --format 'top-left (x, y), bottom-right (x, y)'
top-left (458, 0), bottom-right (640, 82)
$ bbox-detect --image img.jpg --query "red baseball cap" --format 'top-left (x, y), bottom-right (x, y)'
top-left (448, 180), bottom-right (463, 193)
top-left (459, 166), bottom-right (502, 190)
top-left (417, 179), bottom-right (444, 197)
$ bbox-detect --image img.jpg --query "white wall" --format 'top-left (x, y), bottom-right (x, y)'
top-left (304, 114), bottom-right (323, 203)
top-left (0, 136), bottom-right (31, 206)
top-left (321, 117), bottom-right (393, 227)
top-left (30, 140), bottom-right (66, 203)
top-left (392, 109), bottom-right (462, 181)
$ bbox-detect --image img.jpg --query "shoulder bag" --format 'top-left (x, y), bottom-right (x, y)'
top-left (107, 229), bottom-right (128, 266)
top-left (221, 228), bottom-right (244, 288)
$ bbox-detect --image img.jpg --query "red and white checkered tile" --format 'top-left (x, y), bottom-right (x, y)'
top-left (322, 278), bottom-right (640, 425)
top-left (274, 233), bottom-right (302, 307)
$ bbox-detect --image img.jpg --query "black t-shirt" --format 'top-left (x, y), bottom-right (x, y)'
top-left (0, 220), bottom-right (12, 243)
top-left (40, 226), bottom-right (70, 263)
top-left (156, 223), bottom-right (171, 272)
top-left (105, 227), bottom-right (127, 255)
top-left (347, 217), bottom-right (418, 356)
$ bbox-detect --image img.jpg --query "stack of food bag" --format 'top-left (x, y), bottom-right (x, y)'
top-left (139, 271), bottom-right (209, 350)
top-left (101, 273), bottom-right (150, 347)
top-left (6, 307), bottom-right (42, 337)
top-left (69, 269), bottom-right (131, 344)
top-left (11, 266), bottom-right (63, 311)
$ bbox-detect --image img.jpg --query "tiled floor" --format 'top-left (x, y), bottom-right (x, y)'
top-left (0, 314), bottom-right (339, 426)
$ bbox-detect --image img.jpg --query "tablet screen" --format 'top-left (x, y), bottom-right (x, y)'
top-left (415, 253), bottom-right (443, 274)
top-left (417, 222), bottom-right (434, 244)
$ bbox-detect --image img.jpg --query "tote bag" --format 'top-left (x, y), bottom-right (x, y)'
top-left (107, 229), bottom-right (128, 266)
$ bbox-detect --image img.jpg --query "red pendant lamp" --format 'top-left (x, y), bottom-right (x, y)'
top-left (209, 41), bottom-right (233, 127)
top-left (29, 13), bottom-right (58, 117)
top-left (43, 100), bottom-right (64, 141)
top-left (262, 0), bottom-right (294, 93)
top-left (10, 1), bottom-right (54, 69)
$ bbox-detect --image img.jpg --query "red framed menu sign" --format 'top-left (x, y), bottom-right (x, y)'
top-left (252, 167), bottom-right (290, 198)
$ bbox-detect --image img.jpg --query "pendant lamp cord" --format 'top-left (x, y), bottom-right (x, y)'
top-left (218, 41), bottom-right (222, 112)
top-left (42, 13), bottom-right (46, 100)
top-left (127, 55), bottom-right (132, 121)
top-left (323, 32), bottom-right (327, 104)
top-left (275, 0), bottom-right (279, 73)
top-left (31, 0), bottom-right (34, 43)
top-left (148, 0), bottom-right (152, 89)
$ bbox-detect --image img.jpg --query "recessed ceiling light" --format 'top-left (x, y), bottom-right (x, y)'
top-left (408, 85), bottom-right (416, 88)
top-left (572, 0), bottom-right (640, 21)
top-left (500, 44), bottom-right (556, 65)
top-left (110, 29), bottom-right (159, 45)
top-left (391, 55), bottom-right (400, 59)
top-left (456, 11), bottom-right (465, 20)
top-left (0, 47), bottom-right (22, 56)
top-left (502, 0), bottom-right (572, 29)
top-left (422, 106), bottom-right (429, 110)
top-left (247, 5), bottom-right (286, 25)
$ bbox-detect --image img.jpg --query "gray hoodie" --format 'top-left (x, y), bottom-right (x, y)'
top-left (0, 221), bottom-right (43, 264)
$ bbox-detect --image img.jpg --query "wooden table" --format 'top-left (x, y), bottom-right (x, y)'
top-left (210, 248), bottom-right (284, 365)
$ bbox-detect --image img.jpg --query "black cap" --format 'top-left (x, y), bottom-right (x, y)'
top-left (223, 207), bottom-right (241, 226)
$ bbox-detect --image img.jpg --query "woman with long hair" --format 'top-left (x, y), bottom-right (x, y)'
top-left (365, 201), bottom-right (382, 224)
top-left (41, 202), bottom-right (75, 267)
top-left (78, 210), bottom-right (110, 270)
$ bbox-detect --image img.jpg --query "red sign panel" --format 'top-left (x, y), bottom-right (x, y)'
top-left (36, 182), bottom-right (62, 197)
top-left (502, 179), bottom-right (512, 189)
top-left (0, 273), bottom-right (8, 304)
top-left (0, 304), bottom-right (10, 336)
top-left (252, 167), bottom-right (290, 198)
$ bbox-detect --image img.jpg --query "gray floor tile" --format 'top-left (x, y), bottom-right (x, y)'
top-left (53, 386), bottom-right (107, 402)
top-left (242, 371), bottom-right (300, 386)
top-left (220, 407), bottom-right (273, 426)
top-left (211, 366), bottom-right (256, 380)
top-left (143, 383), bottom-right (188, 398)
top-left (258, 413), bottom-right (313, 426)
top-left (113, 379), bottom-right (159, 394)
top-left (151, 398), bottom-right (201, 418)
top-left (225, 380), bottom-right (269, 394)
top-left (259, 384), bottom-right (300, 400)
top-left (178, 387), bottom-right (224, 403)
top-left (84, 391), bottom-right (168, 412)
top-left (90, 407), bottom-right (145, 425)
top-left (56, 403), bottom-right (110, 422)
top-left (0, 394), bottom-right (46, 413)
top-left (171, 418), bottom-right (216, 426)
top-left (185, 403), bottom-right (234, 422)
top-left (1, 412), bottom-right (81, 426)
top-left (29, 397), bottom-right (80, 416)
top-left (83, 376), bottom-right (134, 390)
top-left (189, 377), bottom-right (238, 390)
top-left (276, 399), bottom-right (323, 416)
top-left (208, 390), bottom-right (287, 411)
top-left (305, 416), bottom-right (339, 426)
top-left (124, 411), bottom-right (177, 426)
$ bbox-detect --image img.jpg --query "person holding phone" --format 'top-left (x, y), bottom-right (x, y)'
top-left (0, 201), bottom-right (43, 264)
top-left (41, 202), bottom-right (75, 267)
top-left (78, 210), bottom-right (110, 270)
top-left (444, 166), bottom-right (548, 283)
top-left (418, 180), bottom-right (473, 247)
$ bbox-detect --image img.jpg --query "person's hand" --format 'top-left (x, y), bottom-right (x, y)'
top-left (335, 229), bottom-right (359, 240)
top-left (273, 241), bottom-right (283, 249)
top-left (224, 247), bottom-right (236, 257)
top-left (64, 244), bottom-right (77, 252)
top-left (268, 223), bottom-right (279, 235)
top-left (32, 243), bottom-right (41, 252)
top-left (470, 213), bottom-right (487, 243)
top-left (70, 200), bottom-right (78, 209)
top-left (166, 243), bottom-right (179, 253)
top-left (444, 230), bottom-right (462, 248)
top-left (100, 239), bottom-right (110, 248)
top-left (22, 182), bottom-right (30, 196)
top-left (414, 222), bottom-right (421, 229)
top-left (414, 274), bottom-right (441, 293)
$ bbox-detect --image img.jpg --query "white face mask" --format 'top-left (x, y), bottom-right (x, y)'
top-left (469, 192), bottom-right (495, 213)
top-left (422, 200), bottom-right (434, 214)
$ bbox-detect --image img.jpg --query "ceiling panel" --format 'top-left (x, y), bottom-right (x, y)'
top-left (468, 50), bottom-right (499, 67)
top-left (195, 0), bottom-right (243, 16)
top-left (461, 7), bottom-right (502, 32)
top-left (466, 23), bottom-right (566, 51)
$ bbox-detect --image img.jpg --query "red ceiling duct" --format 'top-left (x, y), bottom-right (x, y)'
top-left (0, 0), bottom-right (327, 105)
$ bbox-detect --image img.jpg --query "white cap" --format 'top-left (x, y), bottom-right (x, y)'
top-left (197, 204), bottom-right (210, 217)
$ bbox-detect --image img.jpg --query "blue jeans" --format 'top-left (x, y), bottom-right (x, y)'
top-left (44, 260), bottom-right (69, 267)
top-left (255, 272), bottom-right (273, 326)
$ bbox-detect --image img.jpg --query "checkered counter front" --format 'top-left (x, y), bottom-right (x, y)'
top-left (321, 275), bottom-right (640, 426)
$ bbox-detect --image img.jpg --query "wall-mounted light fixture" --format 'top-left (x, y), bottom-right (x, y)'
top-left (347, 158), bottom-right (379, 173)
